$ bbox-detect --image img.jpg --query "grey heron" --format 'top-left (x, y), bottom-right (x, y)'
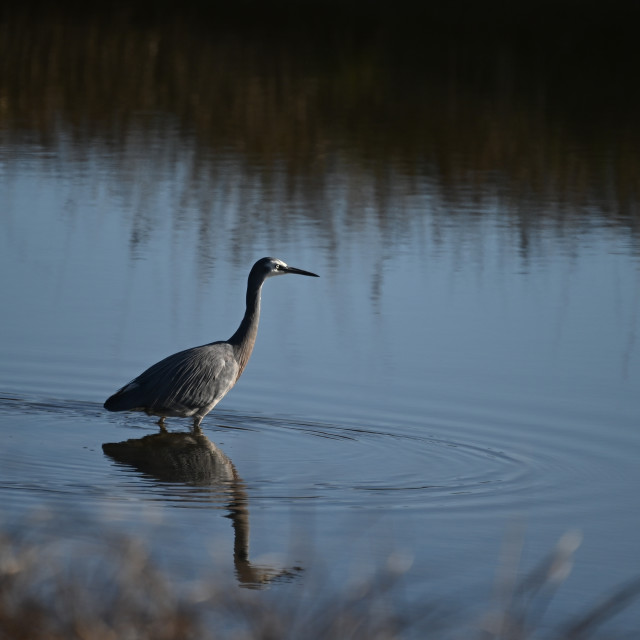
top-left (104, 257), bottom-right (318, 429)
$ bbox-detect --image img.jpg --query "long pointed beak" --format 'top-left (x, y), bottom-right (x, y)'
top-left (284, 265), bottom-right (319, 277)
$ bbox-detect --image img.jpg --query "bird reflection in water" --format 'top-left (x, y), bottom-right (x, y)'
top-left (102, 430), bottom-right (301, 588)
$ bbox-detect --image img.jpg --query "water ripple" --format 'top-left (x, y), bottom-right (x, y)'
top-left (0, 392), bottom-right (627, 520)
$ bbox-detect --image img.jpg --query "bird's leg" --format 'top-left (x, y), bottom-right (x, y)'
top-left (193, 416), bottom-right (203, 432)
top-left (157, 416), bottom-right (167, 431)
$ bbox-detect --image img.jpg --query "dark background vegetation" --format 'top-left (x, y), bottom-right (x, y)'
top-left (2, 0), bottom-right (639, 235)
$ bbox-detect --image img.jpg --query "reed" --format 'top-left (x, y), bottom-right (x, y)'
top-left (1, 2), bottom-right (639, 228)
top-left (0, 524), bottom-right (638, 639)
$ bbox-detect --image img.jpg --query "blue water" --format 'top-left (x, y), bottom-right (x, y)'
top-left (1, 128), bottom-right (639, 634)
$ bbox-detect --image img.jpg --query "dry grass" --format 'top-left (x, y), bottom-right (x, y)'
top-left (0, 524), bottom-right (638, 640)
top-left (1, 2), bottom-right (639, 228)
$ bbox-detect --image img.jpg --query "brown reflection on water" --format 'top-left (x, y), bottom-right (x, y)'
top-left (1, 4), bottom-right (639, 241)
top-left (102, 431), bottom-right (301, 588)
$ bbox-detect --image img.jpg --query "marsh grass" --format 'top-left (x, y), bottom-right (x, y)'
top-left (1, 1), bottom-right (639, 232)
top-left (1, 523), bottom-right (638, 640)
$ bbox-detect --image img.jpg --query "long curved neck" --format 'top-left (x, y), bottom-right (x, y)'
top-left (228, 277), bottom-right (263, 377)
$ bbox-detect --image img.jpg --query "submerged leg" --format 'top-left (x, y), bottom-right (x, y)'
top-left (157, 416), bottom-right (167, 431)
top-left (193, 416), bottom-right (203, 432)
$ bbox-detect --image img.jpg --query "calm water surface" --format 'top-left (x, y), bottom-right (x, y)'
top-left (1, 12), bottom-right (640, 636)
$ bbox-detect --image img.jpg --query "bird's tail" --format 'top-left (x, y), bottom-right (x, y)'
top-left (104, 383), bottom-right (141, 412)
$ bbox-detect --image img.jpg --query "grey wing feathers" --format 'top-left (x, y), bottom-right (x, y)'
top-left (104, 343), bottom-right (239, 415)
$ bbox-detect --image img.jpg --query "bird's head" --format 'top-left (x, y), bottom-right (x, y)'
top-left (252, 257), bottom-right (319, 280)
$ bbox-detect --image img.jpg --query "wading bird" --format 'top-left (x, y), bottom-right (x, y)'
top-left (104, 257), bottom-right (318, 430)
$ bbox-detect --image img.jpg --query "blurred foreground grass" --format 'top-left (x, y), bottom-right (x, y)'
top-left (1, 523), bottom-right (638, 640)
